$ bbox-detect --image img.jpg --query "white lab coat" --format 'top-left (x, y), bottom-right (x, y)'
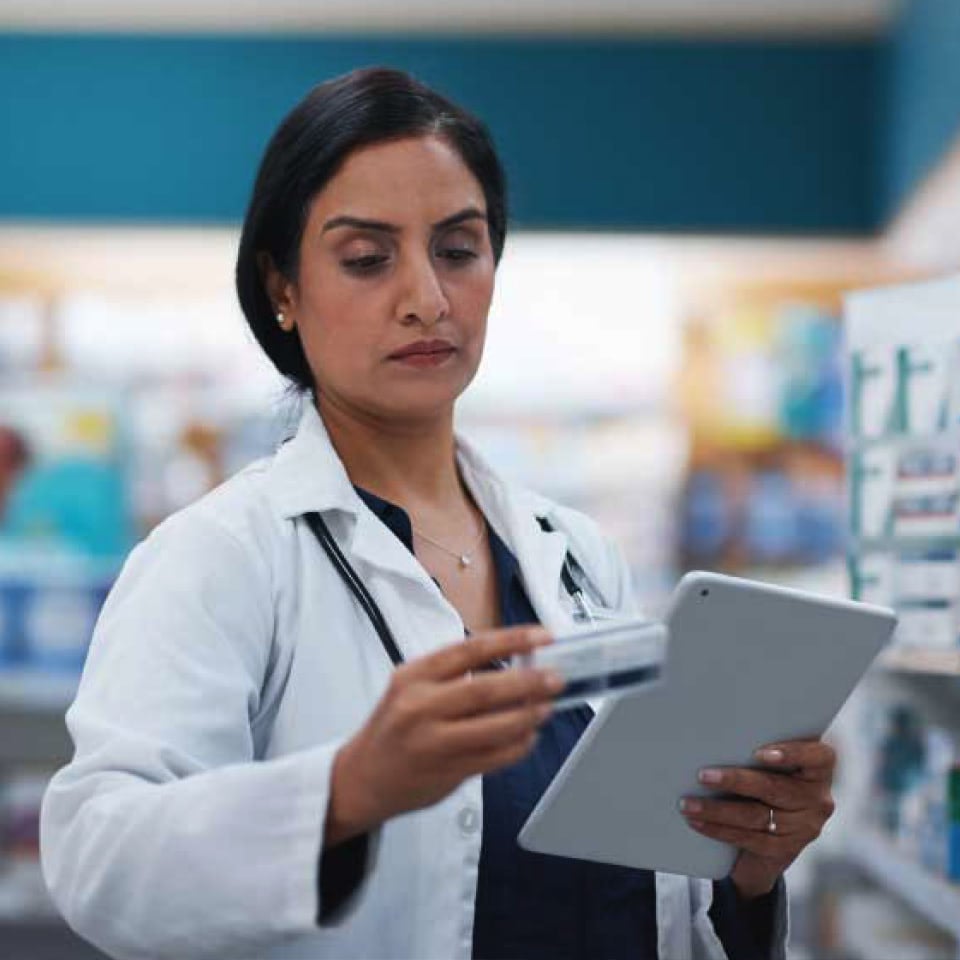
top-left (41, 403), bottom-right (788, 960)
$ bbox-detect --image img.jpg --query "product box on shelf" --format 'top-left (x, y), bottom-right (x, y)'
top-left (895, 549), bottom-right (960, 603)
top-left (871, 703), bottom-right (960, 883)
top-left (0, 579), bottom-right (30, 665)
top-left (895, 603), bottom-right (959, 651)
top-left (850, 339), bottom-right (960, 440)
top-left (850, 552), bottom-right (894, 607)
top-left (851, 447), bottom-right (895, 540)
top-left (893, 549), bottom-right (960, 650)
top-left (0, 550), bottom-right (116, 674)
top-left (899, 343), bottom-right (953, 436)
top-left (892, 492), bottom-right (960, 539)
top-left (949, 766), bottom-right (960, 882)
top-left (850, 346), bottom-right (898, 438)
top-left (0, 767), bottom-right (58, 920)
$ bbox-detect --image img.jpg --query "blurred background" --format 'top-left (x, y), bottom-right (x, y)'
top-left (1, 1), bottom-right (960, 957)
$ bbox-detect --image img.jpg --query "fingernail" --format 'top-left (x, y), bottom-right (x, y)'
top-left (687, 819), bottom-right (705, 830)
top-left (756, 748), bottom-right (785, 764)
top-left (535, 703), bottom-right (553, 722)
top-left (544, 671), bottom-right (565, 692)
top-left (679, 798), bottom-right (702, 814)
top-left (698, 768), bottom-right (723, 785)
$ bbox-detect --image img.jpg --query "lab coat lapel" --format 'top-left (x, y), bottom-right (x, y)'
top-left (268, 405), bottom-right (575, 627)
top-left (266, 403), bottom-right (441, 587)
top-left (456, 438), bottom-right (571, 636)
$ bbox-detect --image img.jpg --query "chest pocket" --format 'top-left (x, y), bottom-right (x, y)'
top-left (536, 516), bottom-right (620, 625)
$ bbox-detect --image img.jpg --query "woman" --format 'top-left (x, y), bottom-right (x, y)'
top-left (41, 68), bottom-right (835, 960)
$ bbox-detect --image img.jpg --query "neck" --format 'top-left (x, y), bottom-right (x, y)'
top-left (316, 394), bottom-right (464, 512)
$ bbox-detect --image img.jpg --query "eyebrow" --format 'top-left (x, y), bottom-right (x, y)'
top-left (320, 206), bottom-right (487, 235)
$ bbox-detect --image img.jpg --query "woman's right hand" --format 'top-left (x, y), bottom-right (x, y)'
top-left (325, 626), bottom-right (562, 845)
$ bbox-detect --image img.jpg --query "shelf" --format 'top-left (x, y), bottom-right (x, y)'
top-left (844, 827), bottom-right (960, 941)
top-left (852, 536), bottom-right (960, 553)
top-left (0, 668), bottom-right (80, 712)
top-left (848, 431), bottom-right (960, 452)
top-left (879, 647), bottom-right (960, 676)
top-left (837, 890), bottom-right (957, 960)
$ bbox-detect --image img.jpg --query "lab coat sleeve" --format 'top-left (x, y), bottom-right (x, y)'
top-left (708, 876), bottom-right (787, 959)
top-left (40, 512), bottom-right (376, 960)
top-left (688, 875), bottom-right (789, 960)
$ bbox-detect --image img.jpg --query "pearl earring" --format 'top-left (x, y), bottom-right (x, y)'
top-left (276, 311), bottom-right (287, 330)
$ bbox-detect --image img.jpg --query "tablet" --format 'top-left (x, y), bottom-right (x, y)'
top-left (518, 570), bottom-right (896, 879)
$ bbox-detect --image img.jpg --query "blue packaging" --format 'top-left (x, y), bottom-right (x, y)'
top-left (949, 823), bottom-right (960, 882)
top-left (0, 579), bottom-right (31, 666)
top-left (23, 580), bottom-right (105, 670)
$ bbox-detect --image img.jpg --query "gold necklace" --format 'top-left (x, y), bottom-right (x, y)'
top-left (411, 517), bottom-right (486, 569)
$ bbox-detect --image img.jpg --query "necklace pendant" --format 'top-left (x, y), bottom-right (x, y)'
top-left (459, 554), bottom-right (471, 569)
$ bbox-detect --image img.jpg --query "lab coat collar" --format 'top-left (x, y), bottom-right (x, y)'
top-left (266, 402), bottom-right (571, 631)
top-left (267, 401), bottom-right (364, 522)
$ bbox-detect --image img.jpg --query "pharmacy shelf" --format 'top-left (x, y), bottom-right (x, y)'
top-left (844, 827), bottom-right (960, 944)
top-left (879, 646), bottom-right (960, 676)
top-left (848, 430), bottom-right (960, 452)
top-left (0, 667), bottom-right (79, 712)
top-left (837, 889), bottom-right (957, 960)
top-left (853, 535), bottom-right (960, 553)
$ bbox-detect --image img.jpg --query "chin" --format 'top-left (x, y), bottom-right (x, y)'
top-left (375, 380), bottom-right (470, 422)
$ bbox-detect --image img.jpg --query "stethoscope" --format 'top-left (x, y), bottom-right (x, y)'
top-left (303, 511), bottom-right (608, 667)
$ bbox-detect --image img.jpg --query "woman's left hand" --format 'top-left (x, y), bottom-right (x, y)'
top-left (679, 739), bottom-right (837, 900)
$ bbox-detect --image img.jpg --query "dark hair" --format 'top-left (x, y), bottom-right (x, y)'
top-left (236, 66), bottom-right (508, 392)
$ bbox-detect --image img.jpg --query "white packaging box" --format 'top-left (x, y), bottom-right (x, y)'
top-left (947, 339), bottom-right (960, 429)
top-left (855, 447), bottom-right (896, 539)
top-left (891, 492), bottom-right (959, 538)
top-left (903, 341), bottom-right (952, 434)
top-left (852, 345), bottom-right (898, 437)
top-left (895, 443), bottom-right (959, 500)
top-left (853, 552), bottom-right (895, 607)
top-left (894, 550), bottom-right (960, 602)
top-left (894, 604), bottom-right (958, 650)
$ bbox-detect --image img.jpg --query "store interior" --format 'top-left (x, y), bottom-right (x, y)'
top-left (2, 1), bottom-right (960, 957)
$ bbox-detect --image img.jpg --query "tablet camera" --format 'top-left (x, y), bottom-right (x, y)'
top-left (700, 588), bottom-right (710, 597)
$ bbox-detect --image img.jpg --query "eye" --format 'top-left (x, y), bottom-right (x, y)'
top-left (437, 247), bottom-right (477, 264)
top-left (341, 254), bottom-right (390, 274)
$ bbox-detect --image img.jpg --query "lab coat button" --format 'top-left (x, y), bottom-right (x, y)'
top-left (457, 805), bottom-right (479, 835)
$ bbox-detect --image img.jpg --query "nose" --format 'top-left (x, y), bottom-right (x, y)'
top-left (396, 253), bottom-right (450, 328)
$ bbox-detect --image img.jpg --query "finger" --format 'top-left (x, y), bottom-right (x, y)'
top-left (424, 666), bottom-right (564, 719)
top-left (697, 766), bottom-right (820, 812)
top-left (434, 701), bottom-right (552, 757)
top-left (403, 627), bottom-right (552, 682)
top-left (685, 820), bottom-right (796, 860)
top-left (753, 739), bottom-right (836, 780)
top-left (679, 797), bottom-right (799, 837)
top-left (466, 726), bottom-right (541, 776)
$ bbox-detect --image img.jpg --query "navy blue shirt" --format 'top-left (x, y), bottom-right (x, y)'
top-left (318, 489), bottom-right (777, 959)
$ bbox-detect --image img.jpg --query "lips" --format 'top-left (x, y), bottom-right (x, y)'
top-left (388, 339), bottom-right (457, 360)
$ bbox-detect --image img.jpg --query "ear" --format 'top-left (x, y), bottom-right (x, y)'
top-left (257, 251), bottom-right (297, 331)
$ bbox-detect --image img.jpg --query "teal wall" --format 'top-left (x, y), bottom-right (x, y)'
top-left (880, 0), bottom-right (960, 220)
top-left (0, 34), bottom-right (880, 232)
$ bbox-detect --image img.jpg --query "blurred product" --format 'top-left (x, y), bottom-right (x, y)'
top-left (0, 386), bottom-right (133, 558)
top-left (875, 704), bottom-right (927, 834)
top-left (850, 345), bottom-right (898, 438)
top-left (0, 425), bottom-right (30, 522)
top-left (676, 284), bottom-right (845, 573)
top-left (949, 765), bottom-right (960, 882)
top-left (0, 768), bottom-right (57, 919)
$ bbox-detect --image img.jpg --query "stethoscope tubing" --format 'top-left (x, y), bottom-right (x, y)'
top-left (303, 511), bottom-right (599, 668)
